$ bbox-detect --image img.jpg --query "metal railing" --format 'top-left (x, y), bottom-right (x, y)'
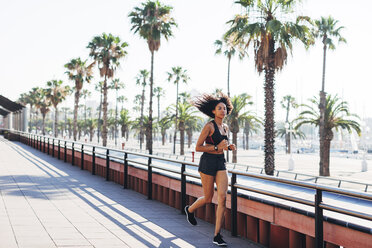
top-left (3, 129), bottom-right (372, 248)
top-left (121, 146), bottom-right (372, 192)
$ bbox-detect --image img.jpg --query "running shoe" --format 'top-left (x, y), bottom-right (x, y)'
top-left (184, 205), bottom-right (197, 226)
top-left (213, 233), bottom-right (227, 246)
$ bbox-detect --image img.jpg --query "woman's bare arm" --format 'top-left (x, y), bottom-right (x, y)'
top-left (195, 123), bottom-right (216, 153)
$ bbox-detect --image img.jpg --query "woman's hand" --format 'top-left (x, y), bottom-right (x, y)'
top-left (228, 144), bottom-right (236, 151)
top-left (217, 140), bottom-right (228, 151)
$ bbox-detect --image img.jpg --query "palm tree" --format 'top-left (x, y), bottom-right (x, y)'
top-left (87, 33), bottom-right (128, 147)
top-left (77, 120), bottom-right (85, 140)
top-left (45, 80), bottom-right (70, 137)
top-left (153, 86), bottom-right (165, 121)
top-left (167, 101), bottom-right (200, 155)
top-left (295, 95), bottom-right (360, 176)
top-left (313, 16), bottom-right (346, 177)
top-left (34, 88), bottom-right (52, 135)
top-left (132, 116), bottom-right (156, 151)
top-left (280, 95), bottom-right (298, 153)
top-left (226, 0), bottom-right (313, 175)
top-left (214, 34), bottom-right (246, 97)
top-left (227, 93), bottom-right (253, 163)
top-left (86, 118), bottom-right (97, 142)
top-left (136, 70), bottom-right (149, 149)
top-left (66, 118), bottom-right (73, 139)
top-left (179, 91), bottom-right (190, 104)
top-left (129, 1), bottom-right (177, 154)
top-left (117, 95), bottom-right (127, 112)
top-left (119, 109), bottom-right (131, 141)
top-left (243, 115), bottom-right (262, 150)
top-left (277, 121), bottom-right (305, 153)
top-left (61, 107), bottom-right (70, 137)
top-left (167, 66), bottom-right (190, 154)
top-left (80, 89), bottom-right (91, 134)
top-left (109, 78), bottom-right (125, 145)
top-left (158, 115), bottom-right (172, 145)
top-left (65, 58), bottom-right (94, 141)
top-left (186, 118), bottom-right (203, 148)
top-left (94, 81), bottom-right (104, 142)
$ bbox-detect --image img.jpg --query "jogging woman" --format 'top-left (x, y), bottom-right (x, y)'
top-left (184, 92), bottom-right (235, 246)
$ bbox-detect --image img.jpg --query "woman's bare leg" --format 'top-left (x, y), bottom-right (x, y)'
top-left (214, 170), bottom-right (228, 236)
top-left (188, 172), bottom-right (215, 213)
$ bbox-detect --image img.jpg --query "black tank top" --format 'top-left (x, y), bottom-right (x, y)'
top-left (205, 120), bottom-right (228, 145)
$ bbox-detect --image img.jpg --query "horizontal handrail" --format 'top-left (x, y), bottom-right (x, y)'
top-left (234, 183), bottom-right (315, 207)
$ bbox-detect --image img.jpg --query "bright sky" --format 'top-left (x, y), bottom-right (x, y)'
top-left (1, 0), bottom-right (371, 122)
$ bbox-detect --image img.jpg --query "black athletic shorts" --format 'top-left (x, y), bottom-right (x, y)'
top-left (198, 152), bottom-right (226, 176)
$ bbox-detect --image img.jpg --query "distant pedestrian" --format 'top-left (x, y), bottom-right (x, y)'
top-left (184, 92), bottom-right (236, 246)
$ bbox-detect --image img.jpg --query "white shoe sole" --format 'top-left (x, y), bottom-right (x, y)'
top-left (213, 241), bottom-right (227, 246)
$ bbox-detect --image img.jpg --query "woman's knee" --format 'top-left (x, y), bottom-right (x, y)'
top-left (204, 196), bottom-right (213, 204)
top-left (218, 194), bottom-right (226, 206)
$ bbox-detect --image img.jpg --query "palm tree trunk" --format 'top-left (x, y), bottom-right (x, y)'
top-left (157, 95), bottom-right (160, 123)
top-left (246, 131), bottom-right (249, 150)
top-left (29, 105), bottom-right (32, 132)
top-left (227, 56), bottom-right (231, 97)
top-left (286, 133), bottom-right (291, 154)
top-left (173, 82), bottom-right (179, 154)
top-left (97, 85), bottom-right (103, 143)
top-left (42, 113), bottom-right (46, 135)
top-left (148, 51), bottom-right (154, 154)
top-left (102, 76), bottom-right (108, 147)
top-left (319, 42), bottom-right (327, 176)
top-left (264, 50), bottom-right (276, 175)
top-left (139, 86), bottom-right (145, 149)
top-left (73, 90), bottom-right (80, 141)
top-left (187, 130), bottom-right (192, 148)
top-left (322, 138), bottom-right (331, 176)
top-left (179, 122), bottom-right (185, 155)
top-left (242, 133), bottom-right (246, 150)
top-left (162, 131), bottom-right (166, 145)
top-left (54, 107), bottom-right (58, 138)
top-left (232, 131), bottom-right (237, 163)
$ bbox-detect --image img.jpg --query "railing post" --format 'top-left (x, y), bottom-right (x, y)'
top-left (64, 141), bottom-right (67, 162)
top-left (106, 149), bottom-right (110, 181)
top-left (123, 153), bottom-right (128, 189)
top-left (52, 139), bottom-right (55, 157)
top-left (92, 147), bottom-right (96, 175)
top-left (43, 137), bottom-right (46, 153)
top-left (47, 138), bottom-right (50, 155)
top-left (147, 157), bottom-right (152, 200)
top-left (315, 189), bottom-right (324, 248)
top-left (181, 163), bottom-right (186, 214)
top-left (231, 173), bottom-right (237, 237)
top-left (71, 142), bottom-right (75, 166)
top-left (58, 140), bottom-right (60, 160)
top-left (81, 144), bottom-right (84, 170)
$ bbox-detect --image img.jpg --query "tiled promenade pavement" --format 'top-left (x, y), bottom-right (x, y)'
top-left (0, 138), bottom-right (261, 248)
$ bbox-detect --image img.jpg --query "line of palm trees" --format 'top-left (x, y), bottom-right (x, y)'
top-left (223, 0), bottom-right (360, 176)
top-left (17, 0), bottom-right (360, 177)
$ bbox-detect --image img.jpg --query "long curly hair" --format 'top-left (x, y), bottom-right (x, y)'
top-left (192, 92), bottom-right (233, 118)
